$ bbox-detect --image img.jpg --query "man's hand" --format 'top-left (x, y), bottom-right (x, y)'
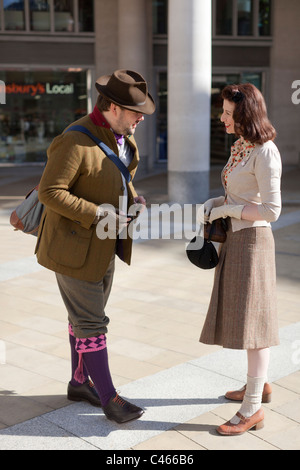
top-left (133, 195), bottom-right (146, 212)
top-left (127, 195), bottom-right (147, 220)
top-left (93, 205), bottom-right (130, 233)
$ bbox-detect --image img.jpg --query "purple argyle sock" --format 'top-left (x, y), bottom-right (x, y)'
top-left (74, 333), bottom-right (116, 408)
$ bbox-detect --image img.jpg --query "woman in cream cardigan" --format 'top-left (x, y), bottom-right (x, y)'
top-left (200, 83), bottom-right (282, 436)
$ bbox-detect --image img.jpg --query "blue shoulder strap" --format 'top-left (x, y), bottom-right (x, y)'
top-left (65, 125), bottom-right (132, 183)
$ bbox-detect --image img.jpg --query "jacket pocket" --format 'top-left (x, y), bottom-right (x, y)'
top-left (48, 216), bottom-right (93, 268)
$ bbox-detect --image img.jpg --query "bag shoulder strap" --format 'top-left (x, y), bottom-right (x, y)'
top-left (66, 125), bottom-right (131, 183)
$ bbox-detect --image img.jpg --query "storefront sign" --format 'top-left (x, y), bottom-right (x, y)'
top-left (4, 82), bottom-right (74, 97)
top-left (46, 83), bottom-right (74, 95)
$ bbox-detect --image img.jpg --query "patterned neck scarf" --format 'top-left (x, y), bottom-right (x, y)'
top-left (89, 105), bottom-right (125, 145)
top-left (223, 138), bottom-right (256, 188)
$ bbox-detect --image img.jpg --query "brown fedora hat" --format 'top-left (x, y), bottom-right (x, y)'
top-left (95, 69), bottom-right (155, 115)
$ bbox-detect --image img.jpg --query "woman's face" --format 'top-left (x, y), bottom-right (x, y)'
top-left (221, 99), bottom-right (236, 134)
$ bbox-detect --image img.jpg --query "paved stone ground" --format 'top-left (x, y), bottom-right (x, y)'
top-left (0, 164), bottom-right (299, 450)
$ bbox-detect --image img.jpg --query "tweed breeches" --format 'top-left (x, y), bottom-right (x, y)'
top-left (200, 224), bottom-right (279, 350)
top-left (56, 256), bottom-right (115, 338)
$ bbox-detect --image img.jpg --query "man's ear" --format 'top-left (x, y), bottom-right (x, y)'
top-left (110, 103), bottom-right (120, 116)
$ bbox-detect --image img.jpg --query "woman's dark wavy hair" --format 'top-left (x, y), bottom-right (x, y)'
top-left (221, 83), bottom-right (276, 144)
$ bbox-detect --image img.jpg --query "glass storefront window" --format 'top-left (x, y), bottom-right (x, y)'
top-left (211, 74), bottom-right (240, 163)
top-left (215, 0), bottom-right (272, 37)
top-left (259, 0), bottom-right (272, 36)
top-left (153, 0), bottom-right (168, 35)
top-left (54, 0), bottom-right (74, 32)
top-left (216, 0), bottom-right (233, 35)
top-left (4, 0), bottom-right (25, 31)
top-left (238, 0), bottom-right (254, 35)
top-left (30, 0), bottom-right (50, 32)
top-left (156, 71), bottom-right (168, 161)
top-left (78, 0), bottom-right (94, 32)
top-left (1, 0), bottom-right (95, 33)
top-left (0, 70), bottom-right (87, 163)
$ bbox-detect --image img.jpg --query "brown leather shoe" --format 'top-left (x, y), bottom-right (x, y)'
top-left (217, 408), bottom-right (264, 436)
top-left (225, 383), bottom-right (272, 403)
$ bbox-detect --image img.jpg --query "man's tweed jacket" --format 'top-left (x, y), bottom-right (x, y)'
top-left (35, 112), bottom-right (139, 282)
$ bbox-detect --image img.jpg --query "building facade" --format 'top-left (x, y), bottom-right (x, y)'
top-left (0, 0), bottom-right (299, 202)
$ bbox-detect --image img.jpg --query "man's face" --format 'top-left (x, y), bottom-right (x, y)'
top-left (113, 106), bottom-right (144, 136)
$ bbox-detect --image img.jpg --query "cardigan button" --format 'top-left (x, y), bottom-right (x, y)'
top-left (71, 230), bottom-right (76, 235)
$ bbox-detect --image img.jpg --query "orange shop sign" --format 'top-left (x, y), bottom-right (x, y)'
top-left (5, 82), bottom-right (74, 97)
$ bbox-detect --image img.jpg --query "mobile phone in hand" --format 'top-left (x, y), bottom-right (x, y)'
top-left (127, 203), bottom-right (144, 221)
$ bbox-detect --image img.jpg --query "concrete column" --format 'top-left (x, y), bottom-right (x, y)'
top-left (168, 0), bottom-right (212, 204)
top-left (117, 0), bottom-right (154, 175)
top-left (118, 0), bottom-right (149, 76)
top-left (93, 0), bottom-right (119, 105)
top-left (94, 0), bottom-right (119, 77)
top-left (269, 0), bottom-right (300, 166)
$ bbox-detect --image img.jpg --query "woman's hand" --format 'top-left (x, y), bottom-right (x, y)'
top-left (197, 196), bottom-right (225, 224)
top-left (209, 204), bottom-right (244, 223)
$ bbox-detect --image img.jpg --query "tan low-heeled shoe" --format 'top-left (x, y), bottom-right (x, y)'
top-left (225, 383), bottom-right (272, 403)
top-left (217, 408), bottom-right (264, 436)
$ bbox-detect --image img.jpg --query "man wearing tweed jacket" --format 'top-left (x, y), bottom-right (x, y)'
top-left (36, 70), bottom-right (155, 424)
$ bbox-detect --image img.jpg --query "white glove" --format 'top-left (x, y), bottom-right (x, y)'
top-left (209, 204), bottom-right (244, 224)
top-left (197, 196), bottom-right (225, 224)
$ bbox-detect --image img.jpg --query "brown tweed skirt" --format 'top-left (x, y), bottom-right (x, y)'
top-left (200, 223), bottom-right (279, 350)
